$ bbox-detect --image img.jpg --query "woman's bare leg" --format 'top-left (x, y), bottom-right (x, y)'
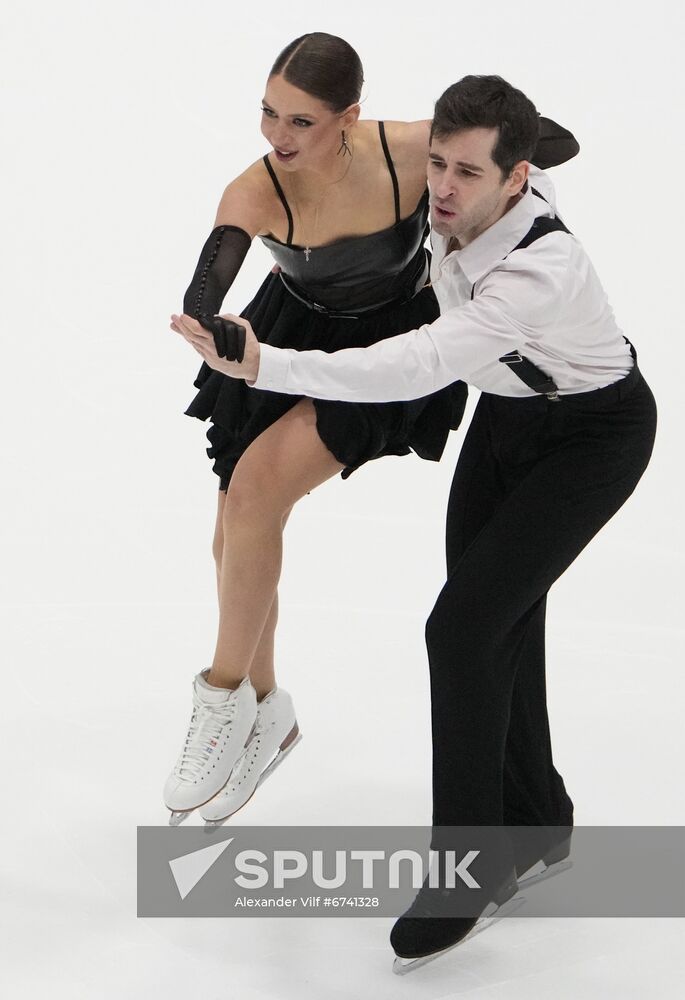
top-left (212, 489), bottom-right (228, 601)
top-left (213, 494), bottom-right (293, 700)
top-left (206, 398), bottom-right (344, 690)
top-left (246, 590), bottom-right (279, 701)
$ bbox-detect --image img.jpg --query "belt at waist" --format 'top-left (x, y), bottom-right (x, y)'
top-left (278, 256), bottom-right (430, 320)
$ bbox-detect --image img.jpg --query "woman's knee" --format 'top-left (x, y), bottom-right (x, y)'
top-left (222, 461), bottom-right (292, 528)
top-left (219, 397), bottom-right (340, 532)
top-left (214, 498), bottom-right (293, 569)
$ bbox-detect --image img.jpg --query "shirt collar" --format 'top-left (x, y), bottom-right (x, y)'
top-left (433, 185), bottom-right (555, 286)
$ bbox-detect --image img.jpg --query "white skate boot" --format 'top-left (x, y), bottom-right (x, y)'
top-left (164, 669), bottom-right (257, 825)
top-left (201, 687), bottom-right (301, 828)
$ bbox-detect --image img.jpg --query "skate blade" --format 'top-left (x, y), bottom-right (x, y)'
top-left (168, 809), bottom-right (192, 827)
top-left (391, 893), bottom-right (527, 976)
top-left (168, 783), bottom-right (237, 826)
top-left (203, 732), bottom-right (303, 830)
top-left (517, 858), bottom-right (572, 891)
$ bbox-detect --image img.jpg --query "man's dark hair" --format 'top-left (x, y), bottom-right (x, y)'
top-left (270, 33), bottom-right (364, 113)
top-left (431, 75), bottom-right (540, 179)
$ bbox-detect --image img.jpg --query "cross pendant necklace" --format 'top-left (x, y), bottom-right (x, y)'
top-left (291, 147), bottom-right (354, 263)
top-left (298, 198), bottom-right (321, 265)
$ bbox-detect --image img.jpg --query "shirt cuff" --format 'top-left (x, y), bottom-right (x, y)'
top-left (246, 342), bottom-right (292, 390)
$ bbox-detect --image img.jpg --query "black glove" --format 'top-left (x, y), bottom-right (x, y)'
top-left (197, 313), bottom-right (246, 363)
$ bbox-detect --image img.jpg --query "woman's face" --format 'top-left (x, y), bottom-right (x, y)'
top-left (260, 74), bottom-right (346, 171)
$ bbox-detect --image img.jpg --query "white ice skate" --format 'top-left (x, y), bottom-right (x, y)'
top-left (201, 687), bottom-right (301, 828)
top-left (164, 670), bottom-right (257, 826)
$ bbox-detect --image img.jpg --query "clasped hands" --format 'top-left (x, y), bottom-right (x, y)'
top-left (170, 311), bottom-right (261, 382)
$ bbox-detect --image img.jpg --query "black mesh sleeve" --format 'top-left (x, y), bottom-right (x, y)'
top-left (532, 116), bottom-right (580, 170)
top-left (182, 224), bottom-right (252, 320)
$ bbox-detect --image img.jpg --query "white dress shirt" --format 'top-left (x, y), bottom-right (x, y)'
top-left (250, 167), bottom-right (633, 401)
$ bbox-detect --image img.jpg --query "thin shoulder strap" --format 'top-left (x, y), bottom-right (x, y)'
top-left (262, 154), bottom-right (294, 245)
top-left (378, 121), bottom-right (401, 224)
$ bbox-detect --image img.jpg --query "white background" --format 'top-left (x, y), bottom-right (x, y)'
top-left (1, 1), bottom-right (683, 997)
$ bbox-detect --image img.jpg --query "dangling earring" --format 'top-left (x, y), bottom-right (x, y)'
top-left (338, 129), bottom-right (352, 157)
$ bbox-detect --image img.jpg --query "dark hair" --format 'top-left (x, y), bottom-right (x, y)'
top-left (270, 32), bottom-right (364, 113)
top-left (431, 75), bottom-right (540, 178)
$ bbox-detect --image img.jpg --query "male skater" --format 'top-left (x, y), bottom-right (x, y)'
top-left (172, 75), bottom-right (657, 968)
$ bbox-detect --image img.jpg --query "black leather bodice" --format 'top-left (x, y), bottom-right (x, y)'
top-left (259, 190), bottom-right (430, 312)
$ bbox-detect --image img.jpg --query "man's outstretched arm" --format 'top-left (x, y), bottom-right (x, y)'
top-left (172, 243), bottom-right (563, 403)
top-left (248, 282), bottom-right (539, 402)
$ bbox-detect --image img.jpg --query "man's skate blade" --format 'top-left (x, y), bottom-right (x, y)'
top-left (517, 858), bottom-right (572, 891)
top-left (203, 732), bottom-right (303, 830)
top-left (391, 894), bottom-right (527, 976)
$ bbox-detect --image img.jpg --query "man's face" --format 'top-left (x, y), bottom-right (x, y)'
top-left (428, 127), bottom-right (529, 246)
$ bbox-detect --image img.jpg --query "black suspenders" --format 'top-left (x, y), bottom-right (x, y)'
top-left (470, 190), bottom-right (572, 401)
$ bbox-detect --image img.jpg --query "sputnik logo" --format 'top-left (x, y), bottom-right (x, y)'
top-left (169, 837), bottom-right (234, 900)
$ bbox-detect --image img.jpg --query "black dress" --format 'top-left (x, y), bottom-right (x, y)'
top-left (184, 121), bottom-right (468, 491)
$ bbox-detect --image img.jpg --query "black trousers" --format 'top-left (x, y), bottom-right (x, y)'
top-left (425, 358), bottom-right (657, 833)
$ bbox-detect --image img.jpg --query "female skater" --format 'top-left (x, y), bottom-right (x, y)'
top-left (164, 32), bottom-right (578, 826)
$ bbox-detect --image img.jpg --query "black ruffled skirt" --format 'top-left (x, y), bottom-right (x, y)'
top-left (184, 270), bottom-right (468, 491)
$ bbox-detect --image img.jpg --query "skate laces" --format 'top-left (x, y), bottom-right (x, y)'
top-left (227, 708), bottom-right (266, 786)
top-left (252, 707), bottom-right (266, 738)
top-left (174, 689), bottom-right (238, 780)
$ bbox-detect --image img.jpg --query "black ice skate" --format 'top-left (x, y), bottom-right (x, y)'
top-left (391, 867), bottom-right (525, 975)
